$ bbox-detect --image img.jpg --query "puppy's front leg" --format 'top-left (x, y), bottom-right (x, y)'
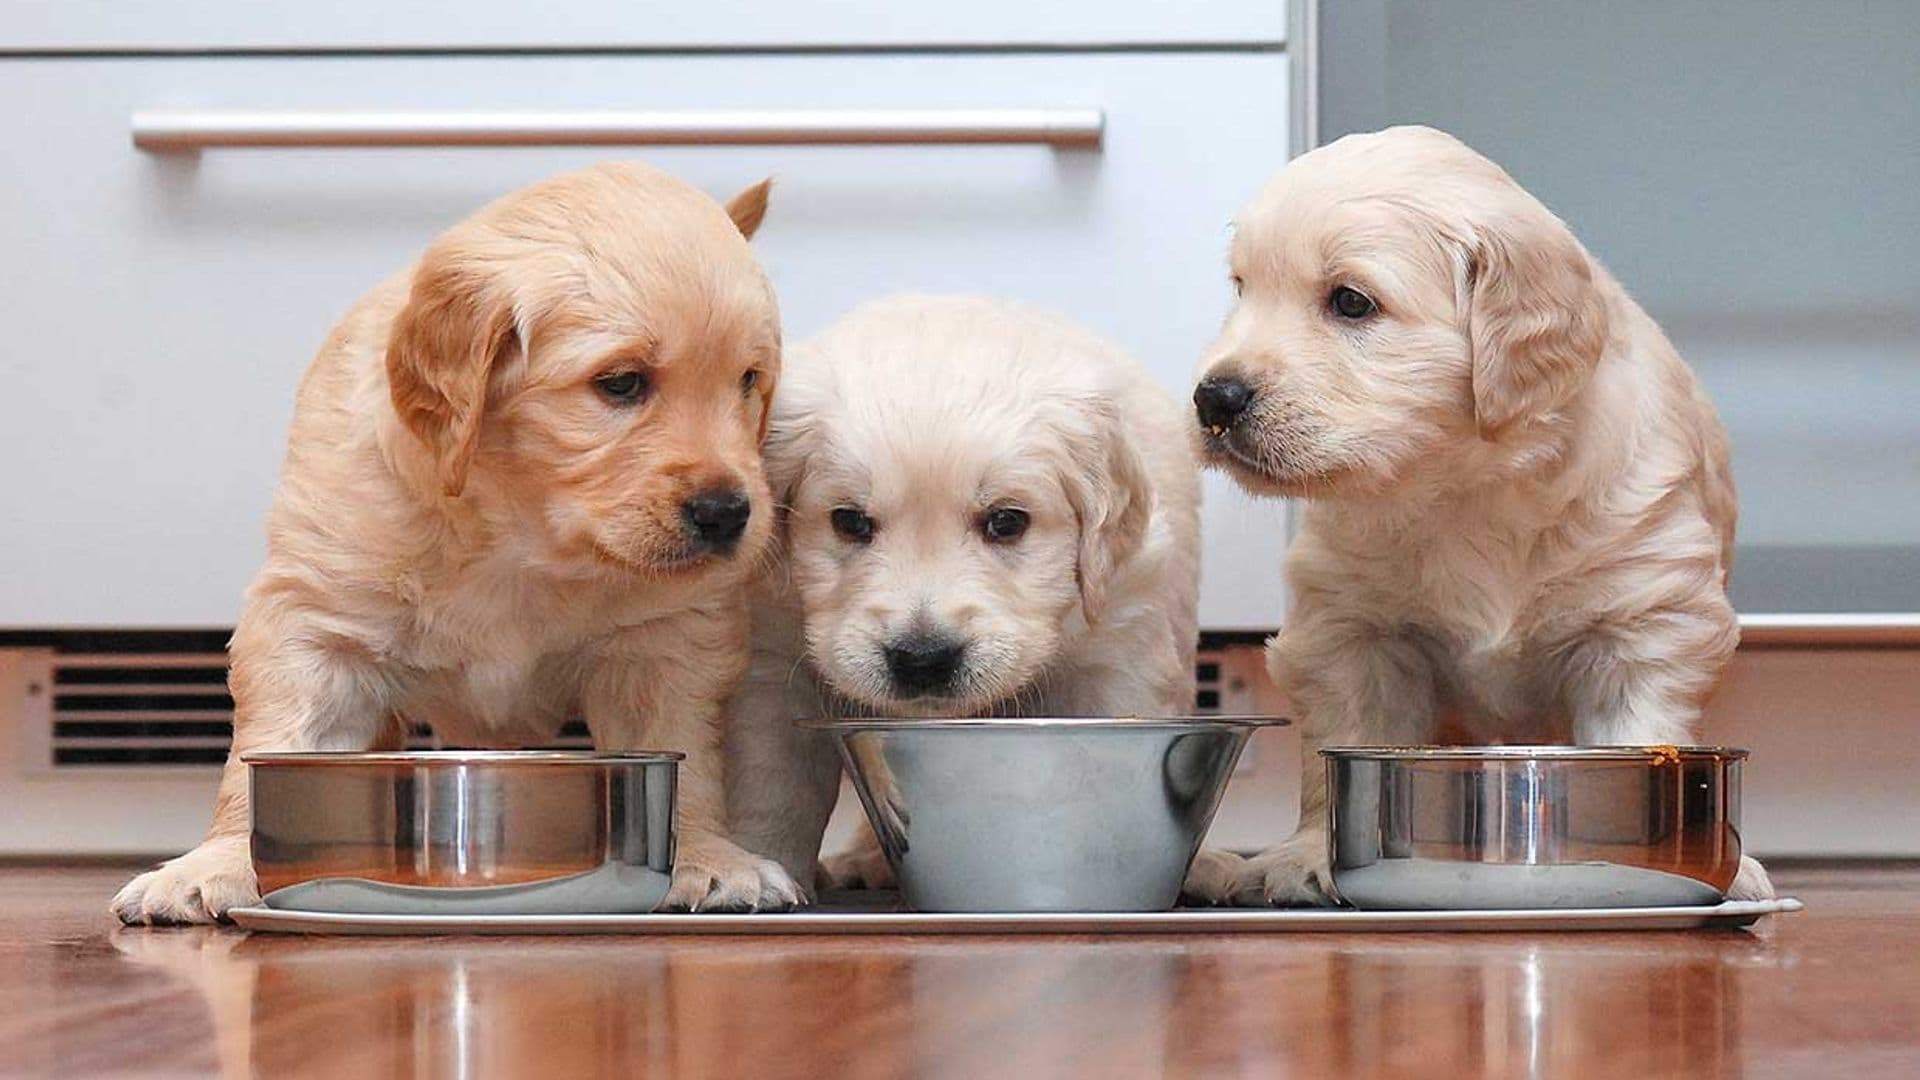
top-left (111, 621), bottom-right (393, 924)
top-left (585, 603), bottom-right (804, 912)
top-left (1239, 621), bottom-right (1436, 907)
top-left (1560, 609), bottom-right (1772, 899)
top-left (724, 641), bottom-right (841, 891)
top-left (1561, 600), bottom-right (1734, 748)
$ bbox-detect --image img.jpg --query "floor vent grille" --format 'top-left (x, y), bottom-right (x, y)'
top-left (51, 651), bottom-right (234, 766)
top-left (4, 629), bottom-right (601, 771)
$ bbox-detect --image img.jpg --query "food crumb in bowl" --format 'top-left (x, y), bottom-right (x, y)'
top-left (1649, 744), bottom-right (1682, 765)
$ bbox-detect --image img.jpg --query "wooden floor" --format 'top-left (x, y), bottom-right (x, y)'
top-left (2, 865), bottom-right (1916, 1078)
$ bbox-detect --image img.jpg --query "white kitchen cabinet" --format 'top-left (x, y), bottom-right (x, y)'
top-left (0, 51), bottom-right (1292, 630)
top-left (0, 1), bottom-right (1286, 52)
top-left (0, 17), bottom-right (1299, 856)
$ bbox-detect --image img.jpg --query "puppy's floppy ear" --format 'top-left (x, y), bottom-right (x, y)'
top-left (386, 242), bottom-right (519, 497)
top-left (752, 350), bottom-right (782, 447)
top-left (724, 177), bottom-right (773, 241)
top-left (1463, 204), bottom-right (1610, 437)
top-left (758, 359), bottom-right (817, 537)
top-left (1064, 400), bottom-right (1154, 623)
top-left (753, 373), bottom-right (776, 447)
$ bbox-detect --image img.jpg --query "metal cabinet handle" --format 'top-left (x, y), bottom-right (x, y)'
top-left (1739, 613), bottom-right (1920, 647)
top-left (131, 108), bottom-right (1105, 151)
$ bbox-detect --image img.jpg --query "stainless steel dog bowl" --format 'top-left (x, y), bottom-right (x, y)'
top-left (1325, 746), bottom-right (1748, 910)
top-left (804, 717), bottom-right (1282, 913)
top-left (247, 750), bottom-right (679, 915)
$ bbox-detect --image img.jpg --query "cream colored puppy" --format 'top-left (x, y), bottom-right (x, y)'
top-left (113, 163), bottom-right (803, 923)
top-left (725, 295), bottom-right (1240, 900)
top-left (1193, 126), bottom-right (1771, 904)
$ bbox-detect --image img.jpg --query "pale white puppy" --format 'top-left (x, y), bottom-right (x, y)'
top-left (1192, 126), bottom-right (1772, 904)
top-left (726, 294), bottom-right (1240, 900)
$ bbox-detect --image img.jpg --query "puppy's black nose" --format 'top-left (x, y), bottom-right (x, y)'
top-left (884, 635), bottom-right (967, 697)
top-left (1194, 376), bottom-right (1255, 431)
top-left (682, 489), bottom-right (751, 552)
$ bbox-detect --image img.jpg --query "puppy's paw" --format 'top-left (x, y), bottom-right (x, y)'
top-left (1727, 854), bottom-right (1776, 902)
top-left (1235, 831), bottom-right (1337, 907)
top-left (666, 834), bottom-right (807, 912)
top-left (110, 836), bottom-right (258, 926)
top-left (818, 838), bottom-right (896, 891)
top-left (1181, 848), bottom-right (1247, 906)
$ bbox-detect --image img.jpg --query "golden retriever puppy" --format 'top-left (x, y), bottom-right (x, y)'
top-left (112, 163), bottom-right (803, 923)
top-left (724, 295), bottom-right (1242, 901)
top-left (1192, 126), bottom-right (1772, 904)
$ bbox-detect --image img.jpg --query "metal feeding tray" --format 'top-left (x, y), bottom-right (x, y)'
top-left (229, 893), bottom-right (1802, 936)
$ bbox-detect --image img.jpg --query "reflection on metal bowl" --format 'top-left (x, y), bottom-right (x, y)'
top-left (804, 717), bottom-right (1285, 913)
top-left (247, 750), bottom-right (680, 915)
top-left (1325, 746), bottom-right (1748, 910)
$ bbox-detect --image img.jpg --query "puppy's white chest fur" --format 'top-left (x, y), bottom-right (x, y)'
top-left (1307, 500), bottom-right (1570, 735)
top-left (1405, 534), bottom-right (1547, 730)
top-left (386, 551), bottom-right (664, 741)
top-left (1410, 530), bottom-right (1534, 644)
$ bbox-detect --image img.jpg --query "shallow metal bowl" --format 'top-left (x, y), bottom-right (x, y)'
top-left (1325, 746), bottom-right (1748, 910)
top-left (247, 750), bottom-right (680, 915)
top-left (804, 717), bottom-right (1282, 913)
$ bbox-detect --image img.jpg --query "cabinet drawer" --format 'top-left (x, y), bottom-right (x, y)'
top-left (3, 1), bottom-right (1287, 52)
top-left (0, 52), bottom-right (1290, 629)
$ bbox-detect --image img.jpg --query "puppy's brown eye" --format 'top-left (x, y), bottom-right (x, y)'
top-left (830, 507), bottom-right (876, 544)
top-left (740, 369), bottom-right (760, 394)
top-left (981, 507), bottom-right (1030, 544)
top-left (1230, 274), bottom-right (1245, 297)
top-left (593, 371), bottom-right (649, 404)
top-left (1330, 286), bottom-right (1376, 320)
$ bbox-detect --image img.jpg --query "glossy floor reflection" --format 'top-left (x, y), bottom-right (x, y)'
top-left (3, 866), bottom-right (1916, 1077)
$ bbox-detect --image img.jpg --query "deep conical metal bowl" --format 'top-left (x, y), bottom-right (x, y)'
top-left (804, 717), bottom-right (1285, 913)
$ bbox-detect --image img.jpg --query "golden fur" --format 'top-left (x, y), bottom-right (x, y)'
top-left (114, 163), bottom-right (801, 923)
top-left (1196, 127), bottom-right (1770, 904)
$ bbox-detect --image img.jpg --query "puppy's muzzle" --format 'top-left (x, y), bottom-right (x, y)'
top-left (883, 633), bottom-right (968, 698)
top-left (681, 488), bottom-right (751, 555)
top-left (1194, 374), bottom-right (1255, 433)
